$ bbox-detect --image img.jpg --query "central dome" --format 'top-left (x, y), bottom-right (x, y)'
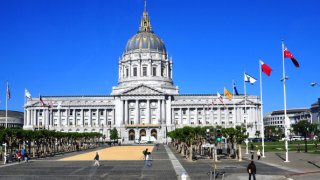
top-left (125, 32), bottom-right (166, 53)
top-left (124, 4), bottom-right (166, 54)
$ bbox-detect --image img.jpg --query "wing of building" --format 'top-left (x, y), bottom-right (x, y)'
top-left (23, 4), bottom-right (261, 143)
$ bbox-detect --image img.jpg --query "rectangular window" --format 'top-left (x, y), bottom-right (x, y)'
top-left (133, 67), bottom-right (137, 76)
top-left (126, 68), bottom-right (129, 77)
top-left (69, 110), bottom-right (73, 116)
top-left (143, 67), bottom-right (147, 76)
top-left (152, 67), bottom-right (157, 76)
top-left (182, 110), bottom-right (186, 115)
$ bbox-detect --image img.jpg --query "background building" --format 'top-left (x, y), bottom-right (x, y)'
top-left (310, 98), bottom-right (320, 127)
top-left (0, 110), bottom-right (24, 128)
top-left (24, 5), bottom-right (261, 143)
top-left (264, 108), bottom-right (311, 129)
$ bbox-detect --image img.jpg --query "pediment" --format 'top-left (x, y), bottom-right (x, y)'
top-left (122, 85), bottom-right (163, 95)
top-left (238, 99), bottom-right (256, 105)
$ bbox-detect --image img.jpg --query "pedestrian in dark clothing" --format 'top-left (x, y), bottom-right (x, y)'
top-left (93, 152), bottom-right (100, 166)
top-left (143, 148), bottom-right (148, 166)
top-left (247, 161), bottom-right (256, 180)
top-left (251, 151), bottom-right (254, 160)
top-left (143, 148), bottom-right (148, 159)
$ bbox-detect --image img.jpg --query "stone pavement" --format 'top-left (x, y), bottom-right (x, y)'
top-left (1, 144), bottom-right (320, 180)
top-left (60, 145), bottom-right (154, 161)
top-left (244, 151), bottom-right (320, 180)
top-left (167, 144), bottom-right (320, 180)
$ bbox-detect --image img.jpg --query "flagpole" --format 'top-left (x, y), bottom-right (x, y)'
top-left (259, 60), bottom-right (265, 158)
top-left (244, 73), bottom-right (249, 154)
top-left (38, 94), bottom-right (40, 130)
top-left (282, 41), bottom-right (289, 162)
top-left (6, 81), bottom-right (8, 128)
top-left (232, 81), bottom-right (236, 128)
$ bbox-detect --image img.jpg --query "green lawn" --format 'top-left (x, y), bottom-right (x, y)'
top-left (241, 140), bottom-right (320, 152)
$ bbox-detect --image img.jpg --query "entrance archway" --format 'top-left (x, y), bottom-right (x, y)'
top-left (128, 129), bottom-right (135, 141)
top-left (140, 129), bottom-right (146, 140)
top-left (151, 129), bottom-right (157, 140)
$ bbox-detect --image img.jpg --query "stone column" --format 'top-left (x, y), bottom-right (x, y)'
top-left (80, 109), bottom-right (84, 127)
top-left (187, 108), bottom-right (190, 124)
top-left (97, 109), bottom-right (100, 127)
top-left (179, 108), bottom-right (182, 125)
top-left (104, 109), bottom-right (108, 125)
top-left (224, 108), bottom-right (228, 128)
top-left (135, 100), bottom-right (139, 124)
top-left (195, 108), bottom-right (198, 125)
top-left (161, 99), bottom-right (165, 123)
top-left (146, 99), bottom-right (150, 124)
top-left (88, 109), bottom-right (92, 127)
top-left (202, 106), bottom-right (205, 125)
top-left (157, 100), bottom-right (161, 124)
top-left (26, 109), bottom-right (30, 126)
top-left (125, 100), bottom-right (128, 125)
top-left (58, 109), bottom-right (61, 127)
top-left (166, 96), bottom-right (171, 126)
top-left (46, 109), bottom-right (49, 128)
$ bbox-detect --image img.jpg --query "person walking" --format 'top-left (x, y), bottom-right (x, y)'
top-left (93, 152), bottom-right (100, 167)
top-left (256, 149), bottom-right (261, 160)
top-left (247, 161), bottom-right (256, 180)
top-left (143, 148), bottom-right (148, 166)
top-left (146, 152), bottom-right (152, 167)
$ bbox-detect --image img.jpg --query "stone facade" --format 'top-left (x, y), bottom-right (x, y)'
top-left (23, 5), bottom-right (261, 143)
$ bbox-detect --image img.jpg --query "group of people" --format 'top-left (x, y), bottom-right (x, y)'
top-left (3, 148), bottom-right (30, 164)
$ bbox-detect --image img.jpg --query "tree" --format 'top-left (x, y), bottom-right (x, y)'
top-left (234, 126), bottom-right (248, 161)
top-left (110, 128), bottom-right (119, 143)
top-left (292, 120), bottom-right (317, 152)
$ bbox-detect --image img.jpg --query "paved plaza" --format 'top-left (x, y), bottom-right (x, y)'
top-left (0, 144), bottom-right (320, 180)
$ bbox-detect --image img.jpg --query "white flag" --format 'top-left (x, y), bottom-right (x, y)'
top-left (217, 92), bottom-right (224, 104)
top-left (25, 89), bottom-right (31, 99)
top-left (244, 73), bottom-right (257, 84)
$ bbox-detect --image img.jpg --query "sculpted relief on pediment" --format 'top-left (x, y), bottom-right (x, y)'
top-left (124, 85), bottom-right (162, 95)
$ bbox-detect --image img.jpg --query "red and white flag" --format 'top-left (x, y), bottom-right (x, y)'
top-left (284, 45), bottom-right (299, 68)
top-left (260, 60), bottom-right (272, 76)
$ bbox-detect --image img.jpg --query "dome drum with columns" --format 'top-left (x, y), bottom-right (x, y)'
top-left (23, 3), bottom-right (261, 143)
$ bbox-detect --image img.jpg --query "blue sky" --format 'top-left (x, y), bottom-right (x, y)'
top-left (0, 0), bottom-right (319, 114)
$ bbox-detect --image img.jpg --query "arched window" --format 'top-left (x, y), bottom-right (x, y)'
top-left (151, 129), bottom-right (157, 140)
top-left (129, 129), bottom-right (135, 141)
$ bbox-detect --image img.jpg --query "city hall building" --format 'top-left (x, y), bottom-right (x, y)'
top-left (24, 6), bottom-right (261, 143)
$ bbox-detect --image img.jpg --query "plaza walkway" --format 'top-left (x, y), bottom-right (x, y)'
top-left (60, 145), bottom-right (154, 161)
